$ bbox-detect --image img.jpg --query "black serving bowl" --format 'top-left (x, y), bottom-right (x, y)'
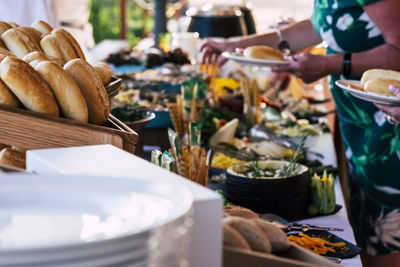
top-left (226, 160), bottom-right (311, 220)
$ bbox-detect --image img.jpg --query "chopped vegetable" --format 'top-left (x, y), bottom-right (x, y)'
top-left (288, 233), bottom-right (345, 255)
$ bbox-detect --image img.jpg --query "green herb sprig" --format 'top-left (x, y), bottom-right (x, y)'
top-left (280, 135), bottom-right (308, 177)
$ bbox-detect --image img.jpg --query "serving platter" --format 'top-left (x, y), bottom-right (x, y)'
top-left (335, 79), bottom-right (400, 106)
top-left (222, 52), bottom-right (290, 67)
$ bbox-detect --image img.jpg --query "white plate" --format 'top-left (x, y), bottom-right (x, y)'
top-left (222, 52), bottom-right (290, 67)
top-left (0, 174), bottom-right (193, 264)
top-left (335, 79), bottom-right (400, 106)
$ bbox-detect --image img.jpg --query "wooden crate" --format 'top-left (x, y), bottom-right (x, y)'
top-left (0, 104), bottom-right (138, 154)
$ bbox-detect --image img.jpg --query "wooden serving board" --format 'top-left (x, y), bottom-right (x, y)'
top-left (0, 104), bottom-right (138, 154)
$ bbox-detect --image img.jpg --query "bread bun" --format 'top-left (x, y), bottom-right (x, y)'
top-left (35, 61), bottom-right (89, 122)
top-left (1, 28), bottom-right (41, 58)
top-left (0, 78), bottom-right (20, 108)
top-left (17, 27), bottom-right (42, 46)
top-left (0, 148), bottom-right (25, 169)
top-left (22, 51), bottom-right (62, 66)
top-left (52, 29), bottom-right (78, 61)
top-left (40, 34), bottom-right (66, 63)
top-left (364, 78), bottom-right (400, 96)
top-left (7, 22), bottom-right (19, 28)
top-left (223, 216), bottom-right (271, 253)
top-left (0, 47), bottom-right (15, 62)
top-left (361, 69), bottom-right (400, 87)
top-left (0, 56), bottom-right (59, 116)
top-left (93, 62), bottom-right (113, 84)
top-left (0, 22), bottom-right (12, 35)
top-left (54, 28), bottom-right (85, 60)
top-left (64, 58), bottom-right (110, 124)
top-left (253, 219), bottom-right (290, 252)
top-left (224, 206), bottom-right (259, 220)
top-left (223, 224), bottom-right (251, 250)
top-left (31, 20), bottom-right (53, 35)
top-left (360, 69), bottom-right (400, 96)
top-left (243, 45), bottom-right (284, 61)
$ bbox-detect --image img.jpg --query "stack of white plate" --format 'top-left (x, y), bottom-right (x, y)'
top-left (0, 174), bottom-right (194, 267)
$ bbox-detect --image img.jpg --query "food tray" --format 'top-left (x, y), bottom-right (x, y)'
top-left (0, 104), bottom-right (138, 154)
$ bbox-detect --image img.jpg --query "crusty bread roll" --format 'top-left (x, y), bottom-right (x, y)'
top-left (0, 56), bottom-right (59, 116)
top-left (364, 78), bottom-right (400, 96)
top-left (1, 28), bottom-right (42, 58)
top-left (0, 40), bottom-right (4, 49)
top-left (0, 47), bottom-right (15, 62)
top-left (224, 206), bottom-right (259, 220)
top-left (223, 216), bottom-right (271, 253)
top-left (224, 224), bottom-right (251, 250)
top-left (54, 28), bottom-right (85, 60)
top-left (64, 58), bottom-right (110, 124)
top-left (253, 219), bottom-right (290, 252)
top-left (22, 51), bottom-right (63, 66)
top-left (0, 148), bottom-right (25, 169)
top-left (7, 22), bottom-right (19, 28)
top-left (0, 78), bottom-right (19, 108)
top-left (52, 29), bottom-right (78, 62)
top-left (40, 34), bottom-right (66, 63)
top-left (243, 45), bottom-right (284, 61)
top-left (17, 27), bottom-right (42, 46)
top-left (35, 61), bottom-right (89, 122)
top-left (93, 62), bottom-right (113, 85)
top-left (0, 22), bottom-right (12, 36)
top-left (31, 20), bottom-right (53, 35)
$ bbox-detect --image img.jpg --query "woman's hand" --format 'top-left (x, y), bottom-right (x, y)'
top-left (272, 53), bottom-right (337, 84)
top-left (375, 85), bottom-right (400, 124)
top-left (200, 39), bottom-right (235, 66)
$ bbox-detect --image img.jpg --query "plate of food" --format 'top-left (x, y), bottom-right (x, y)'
top-left (335, 69), bottom-right (400, 106)
top-left (287, 230), bottom-right (362, 259)
top-left (222, 46), bottom-right (290, 67)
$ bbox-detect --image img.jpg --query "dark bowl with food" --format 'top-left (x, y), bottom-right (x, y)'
top-left (226, 160), bottom-right (311, 220)
top-left (111, 106), bottom-right (155, 132)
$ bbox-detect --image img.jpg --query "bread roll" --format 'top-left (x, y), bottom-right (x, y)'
top-left (0, 78), bottom-right (19, 108)
top-left (223, 216), bottom-right (271, 253)
top-left (364, 78), bottom-right (400, 96)
top-left (0, 22), bottom-right (12, 36)
top-left (0, 56), bottom-right (59, 116)
top-left (7, 22), bottom-right (19, 28)
top-left (22, 51), bottom-right (63, 66)
top-left (31, 20), bottom-right (53, 35)
top-left (361, 69), bottom-right (400, 88)
top-left (40, 34), bottom-right (66, 64)
top-left (224, 206), bottom-right (259, 220)
top-left (54, 28), bottom-right (85, 60)
top-left (35, 61), bottom-right (88, 122)
top-left (0, 47), bottom-right (15, 62)
top-left (223, 224), bottom-right (251, 250)
top-left (64, 58), bottom-right (110, 124)
top-left (253, 219), bottom-right (290, 252)
top-left (17, 27), bottom-right (42, 46)
top-left (52, 29), bottom-right (78, 62)
top-left (93, 62), bottom-right (113, 84)
top-left (1, 28), bottom-right (41, 58)
top-left (0, 148), bottom-right (25, 169)
top-left (243, 45), bottom-right (284, 61)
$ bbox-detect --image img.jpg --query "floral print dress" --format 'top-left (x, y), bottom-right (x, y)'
top-left (312, 0), bottom-right (400, 255)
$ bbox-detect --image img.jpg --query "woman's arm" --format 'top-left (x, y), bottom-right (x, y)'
top-left (274, 0), bottom-right (400, 82)
top-left (233, 20), bottom-right (322, 52)
top-left (201, 19), bottom-right (322, 65)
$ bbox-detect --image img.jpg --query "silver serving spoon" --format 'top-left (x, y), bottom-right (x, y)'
top-left (261, 213), bottom-right (344, 232)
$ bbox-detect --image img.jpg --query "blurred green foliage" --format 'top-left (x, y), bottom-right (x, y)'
top-left (89, 0), bottom-right (154, 47)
